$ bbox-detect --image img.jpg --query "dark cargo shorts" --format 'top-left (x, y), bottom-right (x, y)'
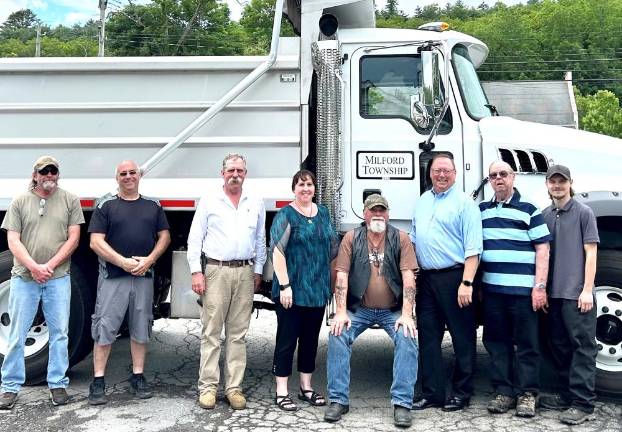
top-left (91, 274), bottom-right (154, 345)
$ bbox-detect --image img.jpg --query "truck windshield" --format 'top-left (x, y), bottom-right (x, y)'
top-left (452, 45), bottom-right (491, 119)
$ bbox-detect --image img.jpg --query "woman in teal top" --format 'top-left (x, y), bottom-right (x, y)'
top-left (270, 169), bottom-right (338, 411)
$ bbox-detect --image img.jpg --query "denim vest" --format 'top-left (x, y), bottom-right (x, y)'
top-left (347, 223), bottom-right (403, 312)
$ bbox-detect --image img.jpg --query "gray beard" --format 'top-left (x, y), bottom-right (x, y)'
top-left (369, 219), bottom-right (386, 234)
top-left (41, 180), bottom-right (57, 191)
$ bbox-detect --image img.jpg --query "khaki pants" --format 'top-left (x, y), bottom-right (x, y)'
top-left (198, 264), bottom-right (254, 395)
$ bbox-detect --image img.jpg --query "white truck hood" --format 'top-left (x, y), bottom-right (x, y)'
top-left (478, 116), bottom-right (622, 199)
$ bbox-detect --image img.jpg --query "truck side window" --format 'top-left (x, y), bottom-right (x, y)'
top-left (360, 55), bottom-right (452, 134)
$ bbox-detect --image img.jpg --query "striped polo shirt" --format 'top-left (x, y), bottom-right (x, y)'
top-left (479, 188), bottom-right (551, 296)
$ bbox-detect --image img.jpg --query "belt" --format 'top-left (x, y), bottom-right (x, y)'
top-left (420, 264), bottom-right (464, 274)
top-left (206, 258), bottom-right (253, 268)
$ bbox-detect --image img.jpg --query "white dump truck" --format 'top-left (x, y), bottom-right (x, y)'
top-left (0, 0), bottom-right (620, 395)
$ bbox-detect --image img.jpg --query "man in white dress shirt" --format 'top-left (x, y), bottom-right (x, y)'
top-left (187, 153), bottom-right (267, 410)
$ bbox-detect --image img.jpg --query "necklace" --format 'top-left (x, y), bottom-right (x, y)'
top-left (368, 233), bottom-right (385, 276)
top-left (293, 201), bottom-right (314, 224)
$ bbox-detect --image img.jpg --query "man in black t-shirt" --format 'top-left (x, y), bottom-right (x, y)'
top-left (87, 160), bottom-right (170, 405)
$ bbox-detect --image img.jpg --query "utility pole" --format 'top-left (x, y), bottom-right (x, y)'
top-left (98, 0), bottom-right (108, 57)
top-left (35, 24), bottom-right (41, 57)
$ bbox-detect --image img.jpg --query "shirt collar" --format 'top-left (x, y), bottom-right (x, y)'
top-left (218, 186), bottom-right (247, 205)
top-left (487, 188), bottom-right (521, 208)
top-left (555, 197), bottom-right (575, 213)
top-left (431, 183), bottom-right (456, 198)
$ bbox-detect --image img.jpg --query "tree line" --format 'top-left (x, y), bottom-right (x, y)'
top-left (1, 0), bottom-right (621, 138)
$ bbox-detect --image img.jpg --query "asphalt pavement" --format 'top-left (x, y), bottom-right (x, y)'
top-left (0, 310), bottom-right (620, 432)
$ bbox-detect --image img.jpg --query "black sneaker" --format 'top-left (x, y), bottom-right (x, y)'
top-left (129, 374), bottom-right (153, 399)
top-left (539, 393), bottom-right (571, 411)
top-left (0, 392), bottom-right (17, 410)
top-left (50, 388), bottom-right (69, 406)
top-left (88, 380), bottom-right (107, 406)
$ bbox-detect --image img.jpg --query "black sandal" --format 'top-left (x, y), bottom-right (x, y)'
top-left (275, 394), bottom-right (298, 411)
top-left (298, 388), bottom-right (326, 406)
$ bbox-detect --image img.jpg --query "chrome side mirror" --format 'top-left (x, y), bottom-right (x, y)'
top-left (411, 95), bottom-right (430, 129)
top-left (421, 49), bottom-right (443, 114)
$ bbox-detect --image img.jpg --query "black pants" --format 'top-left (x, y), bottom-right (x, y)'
top-left (416, 268), bottom-right (476, 402)
top-left (482, 292), bottom-right (539, 397)
top-left (548, 297), bottom-right (597, 413)
top-left (272, 303), bottom-right (325, 377)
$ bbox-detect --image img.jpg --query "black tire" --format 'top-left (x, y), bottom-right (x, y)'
top-left (0, 251), bottom-right (95, 385)
top-left (594, 250), bottom-right (622, 396)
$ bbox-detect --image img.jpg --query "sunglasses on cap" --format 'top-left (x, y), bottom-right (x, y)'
top-left (38, 165), bottom-right (59, 176)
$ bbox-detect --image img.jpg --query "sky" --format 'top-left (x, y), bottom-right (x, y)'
top-left (0, 1), bottom-right (527, 28)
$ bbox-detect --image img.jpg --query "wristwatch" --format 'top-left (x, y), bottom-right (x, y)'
top-left (279, 283), bottom-right (291, 291)
top-left (534, 282), bottom-right (546, 290)
top-left (462, 280), bottom-right (473, 287)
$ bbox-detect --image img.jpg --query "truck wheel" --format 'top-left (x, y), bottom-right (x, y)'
top-left (594, 250), bottom-right (622, 396)
top-left (0, 251), bottom-right (95, 384)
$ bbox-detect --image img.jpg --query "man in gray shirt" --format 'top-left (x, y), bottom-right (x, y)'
top-left (540, 165), bottom-right (599, 426)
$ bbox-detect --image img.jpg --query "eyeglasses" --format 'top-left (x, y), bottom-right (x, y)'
top-left (489, 171), bottom-right (511, 179)
top-left (39, 198), bottom-right (46, 216)
top-left (118, 170), bottom-right (138, 177)
top-left (431, 168), bottom-right (455, 175)
top-left (38, 166), bottom-right (58, 176)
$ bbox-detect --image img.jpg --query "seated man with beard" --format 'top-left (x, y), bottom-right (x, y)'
top-left (324, 194), bottom-right (419, 429)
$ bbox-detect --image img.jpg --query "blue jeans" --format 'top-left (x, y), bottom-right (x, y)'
top-left (1, 275), bottom-right (71, 393)
top-left (327, 307), bottom-right (418, 408)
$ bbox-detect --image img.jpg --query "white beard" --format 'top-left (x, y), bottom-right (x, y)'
top-left (41, 180), bottom-right (57, 191)
top-left (369, 218), bottom-right (386, 234)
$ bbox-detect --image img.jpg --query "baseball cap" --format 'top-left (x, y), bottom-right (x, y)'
top-left (33, 156), bottom-right (60, 172)
top-left (364, 194), bottom-right (389, 210)
top-left (546, 164), bottom-right (571, 180)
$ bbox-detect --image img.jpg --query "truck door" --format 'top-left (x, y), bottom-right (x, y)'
top-left (347, 46), bottom-right (463, 228)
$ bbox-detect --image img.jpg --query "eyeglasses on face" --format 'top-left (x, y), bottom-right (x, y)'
top-left (489, 171), bottom-right (511, 179)
top-left (38, 166), bottom-right (58, 176)
top-left (118, 170), bottom-right (138, 177)
top-left (39, 198), bottom-right (46, 216)
top-left (431, 168), bottom-right (455, 175)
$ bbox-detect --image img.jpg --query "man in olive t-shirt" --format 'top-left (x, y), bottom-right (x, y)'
top-left (0, 156), bottom-right (84, 410)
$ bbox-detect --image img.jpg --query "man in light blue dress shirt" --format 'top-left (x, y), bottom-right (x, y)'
top-left (410, 153), bottom-right (483, 412)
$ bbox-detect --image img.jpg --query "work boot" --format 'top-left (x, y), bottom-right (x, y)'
top-left (0, 392), bottom-right (17, 410)
top-left (487, 394), bottom-right (516, 414)
top-left (324, 402), bottom-right (349, 422)
top-left (88, 379), bottom-right (107, 406)
top-left (129, 374), bottom-right (153, 399)
top-left (559, 407), bottom-right (596, 425)
top-left (226, 390), bottom-right (246, 410)
top-left (515, 392), bottom-right (536, 418)
top-left (393, 405), bottom-right (412, 428)
top-left (50, 388), bottom-right (69, 406)
top-left (539, 393), bottom-right (571, 411)
top-left (199, 390), bottom-right (216, 409)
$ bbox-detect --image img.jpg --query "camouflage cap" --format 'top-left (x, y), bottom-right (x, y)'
top-left (33, 155), bottom-right (60, 172)
top-left (363, 193), bottom-right (389, 211)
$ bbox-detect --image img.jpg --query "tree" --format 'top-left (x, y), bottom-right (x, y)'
top-left (575, 89), bottom-right (622, 139)
top-left (240, 0), bottom-right (295, 54)
top-left (1, 9), bottom-right (38, 30)
top-left (105, 0), bottom-right (245, 56)
top-left (378, 0), bottom-right (406, 19)
top-left (0, 9), bottom-right (41, 41)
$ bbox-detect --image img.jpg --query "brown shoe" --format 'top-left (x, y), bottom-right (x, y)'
top-left (199, 390), bottom-right (216, 409)
top-left (226, 390), bottom-right (246, 410)
top-left (515, 392), bottom-right (536, 418)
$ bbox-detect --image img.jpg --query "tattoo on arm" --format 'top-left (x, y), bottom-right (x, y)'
top-left (335, 285), bottom-right (347, 307)
top-left (404, 286), bottom-right (416, 305)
